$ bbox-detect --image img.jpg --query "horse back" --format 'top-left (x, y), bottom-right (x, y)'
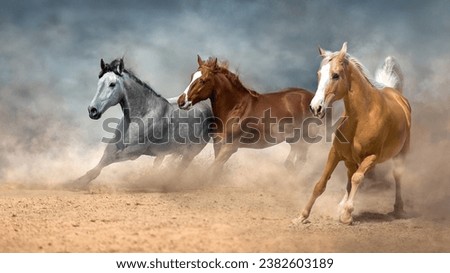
top-left (254, 88), bottom-right (314, 120)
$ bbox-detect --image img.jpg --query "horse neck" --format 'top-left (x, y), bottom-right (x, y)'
top-left (210, 73), bottom-right (252, 117)
top-left (120, 73), bottom-right (168, 119)
top-left (343, 63), bottom-right (377, 120)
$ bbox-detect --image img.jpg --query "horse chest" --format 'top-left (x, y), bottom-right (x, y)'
top-left (335, 121), bottom-right (381, 163)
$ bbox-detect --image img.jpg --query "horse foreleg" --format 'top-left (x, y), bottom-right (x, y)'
top-left (293, 146), bottom-right (341, 224)
top-left (71, 144), bottom-right (119, 188)
top-left (71, 165), bottom-right (103, 189)
top-left (339, 155), bottom-right (377, 224)
top-left (338, 161), bottom-right (358, 216)
top-left (72, 144), bottom-right (144, 189)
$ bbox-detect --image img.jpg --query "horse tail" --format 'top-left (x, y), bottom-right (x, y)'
top-left (375, 56), bottom-right (404, 93)
top-left (376, 57), bottom-right (411, 130)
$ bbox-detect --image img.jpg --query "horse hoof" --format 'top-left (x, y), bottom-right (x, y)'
top-left (339, 214), bottom-right (353, 225)
top-left (61, 179), bottom-right (90, 191)
top-left (389, 209), bottom-right (407, 219)
top-left (291, 217), bottom-right (310, 227)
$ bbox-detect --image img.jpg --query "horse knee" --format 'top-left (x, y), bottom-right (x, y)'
top-left (351, 172), bottom-right (364, 186)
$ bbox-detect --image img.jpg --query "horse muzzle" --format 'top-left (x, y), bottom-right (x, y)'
top-left (177, 94), bottom-right (192, 110)
top-left (180, 101), bottom-right (192, 110)
top-left (309, 103), bottom-right (325, 119)
top-left (310, 93), bottom-right (334, 119)
top-left (88, 106), bottom-right (102, 120)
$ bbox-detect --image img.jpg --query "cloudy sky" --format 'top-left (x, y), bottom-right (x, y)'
top-left (0, 0), bottom-right (449, 181)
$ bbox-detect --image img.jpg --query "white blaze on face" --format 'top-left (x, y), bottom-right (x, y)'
top-left (181, 71), bottom-right (202, 108)
top-left (310, 63), bottom-right (331, 111)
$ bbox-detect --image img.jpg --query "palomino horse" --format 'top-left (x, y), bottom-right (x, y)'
top-left (177, 56), bottom-right (314, 173)
top-left (293, 43), bottom-right (411, 225)
top-left (73, 58), bottom-right (212, 187)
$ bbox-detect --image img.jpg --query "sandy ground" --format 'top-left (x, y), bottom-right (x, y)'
top-left (1, 144), bottom-right (449, 253)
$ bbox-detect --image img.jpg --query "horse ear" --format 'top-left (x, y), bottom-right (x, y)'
top-left (338, 42), bottom-right (348, 58)
top-left (212, 57), bottom-right (218, 68)
top-left (197, 54), bottom-right (203, 66)
top-left (100, 59), bottom-right (106, 70)
top-left (117, 58), bottom-right (124, 74)
top-left (340, 42), bottom-right (348, 54)
top-left (318, 46), bottom-right (326, 57)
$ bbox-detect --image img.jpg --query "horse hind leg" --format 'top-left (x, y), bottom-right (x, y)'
top-left (178, 141), bottom-right (207, 171)
top-left (294, 140), bottom-right (310, 169)
top-left (287, 122), bottom-right (315, 171)
top-left (284, 144), bottom-right (297, 171)
top-left (391, 133), bottom-right (409, 218)
top-left (392, 155), bottom-right (407, 218)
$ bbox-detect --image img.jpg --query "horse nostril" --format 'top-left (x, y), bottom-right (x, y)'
top-left (309, 105), bottom-right (314, 114)
top-left (88, 106), bottom-right (98, 117)
top-left (317, 105), bottom-right (322, 114)
top-left (90, 107), bottom-right (98, 115)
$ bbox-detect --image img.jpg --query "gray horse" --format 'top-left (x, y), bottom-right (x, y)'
top-left (74, 58), bottom-right (212, 187)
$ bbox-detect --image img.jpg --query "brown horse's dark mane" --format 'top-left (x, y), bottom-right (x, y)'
top-left (203, 57), bottom-right (259, 98)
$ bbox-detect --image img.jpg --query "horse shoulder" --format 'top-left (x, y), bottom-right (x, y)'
top-left (331, 113), bottom-right (354, 162)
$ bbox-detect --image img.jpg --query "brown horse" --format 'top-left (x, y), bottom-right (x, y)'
top-left (177, 55), bottom-right (314, 173)
top-left (293, 43), bottom-right (411, 225)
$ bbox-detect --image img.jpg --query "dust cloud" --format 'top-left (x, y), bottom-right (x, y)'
top-left (0, 0), bottom-right (449, 222)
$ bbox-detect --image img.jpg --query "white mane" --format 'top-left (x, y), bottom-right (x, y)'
top-left (322, 52), bottom-right (386, 90)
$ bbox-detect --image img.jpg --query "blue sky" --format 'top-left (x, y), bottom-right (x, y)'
top-left (0, 0), bottom-right (449, 163)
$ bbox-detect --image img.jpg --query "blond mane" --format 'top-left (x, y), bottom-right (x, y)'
top-left (321, 52), bottom-right (385, 90)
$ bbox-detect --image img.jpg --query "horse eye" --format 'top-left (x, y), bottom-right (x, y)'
top-left (332, 73), bottom-right (340, 80)
top-left (109, 82), bottom-right (116, 88)
top-left (199, 79), bottom-right (205, 84)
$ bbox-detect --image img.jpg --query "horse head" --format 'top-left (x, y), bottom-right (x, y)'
top-left (177, 55), bottom-right (219, 109)
top-left (310, 42), bottom-right (349, 118)
top-left (88, 58), bottom-right (125, 119)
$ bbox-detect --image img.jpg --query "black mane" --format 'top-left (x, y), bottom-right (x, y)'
top-left (99, 58), bottom-right (161, 97)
